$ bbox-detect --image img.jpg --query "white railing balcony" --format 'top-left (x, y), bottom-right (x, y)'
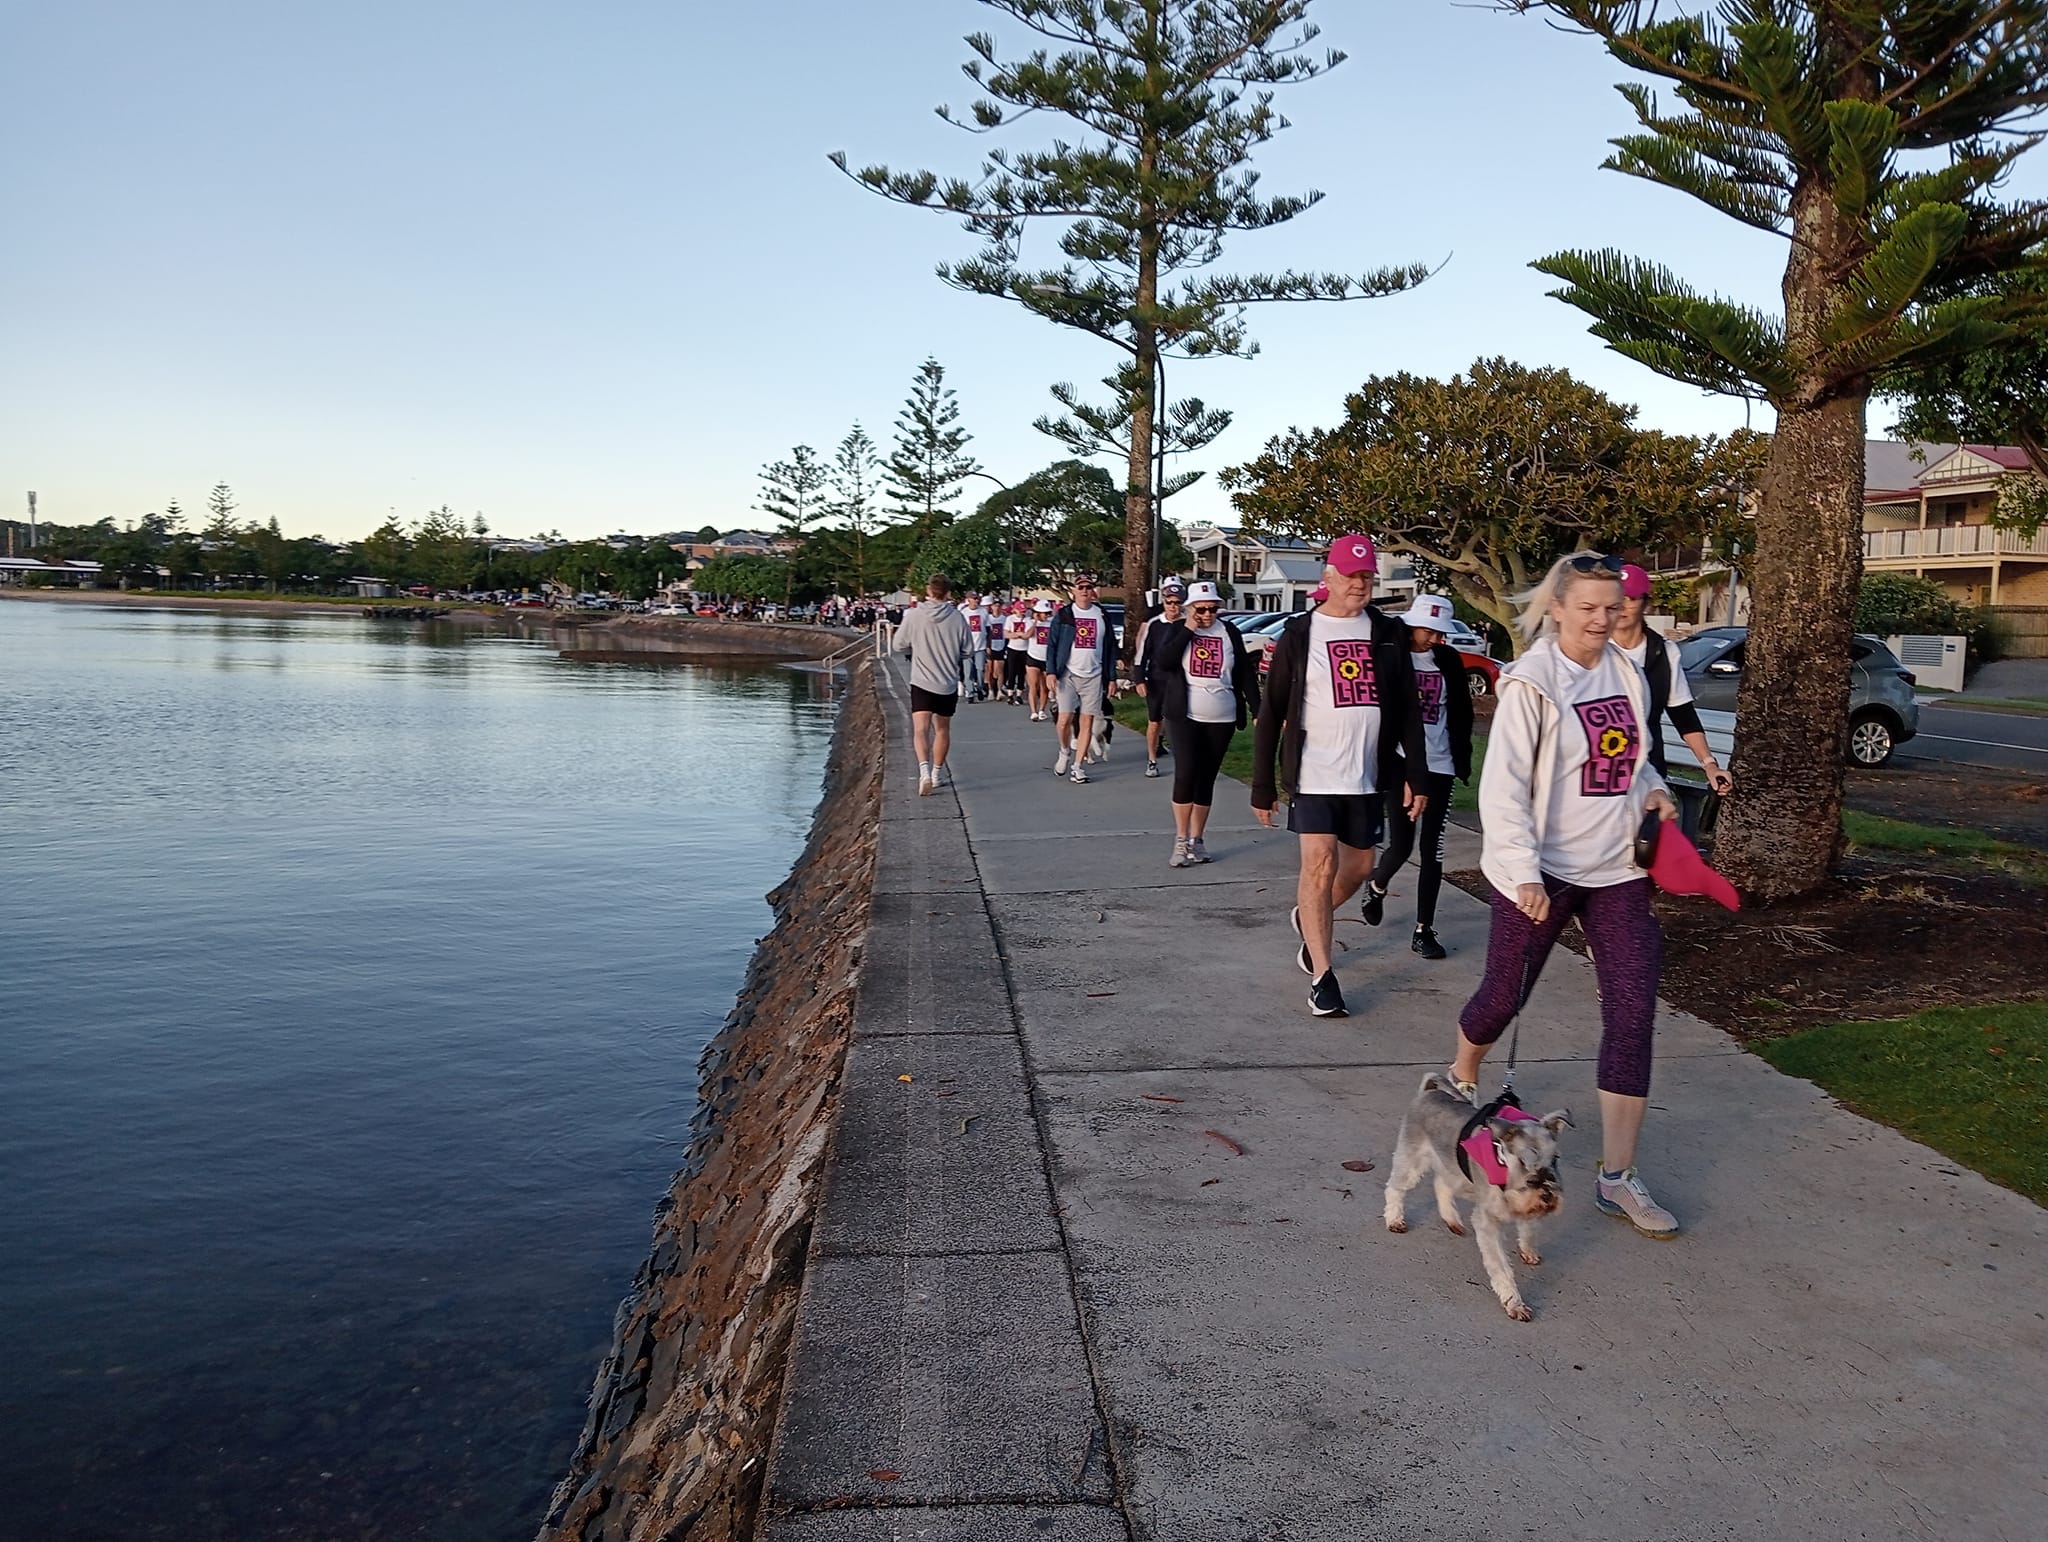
top-left (1862, 525), bottom-right (2048, 561)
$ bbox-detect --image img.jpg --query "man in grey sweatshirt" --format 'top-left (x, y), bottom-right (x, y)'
top-left (895, 573), bottom-right (975, 795)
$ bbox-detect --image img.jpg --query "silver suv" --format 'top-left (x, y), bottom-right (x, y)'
top-left (1677, 627), bottom-right (1920, 768)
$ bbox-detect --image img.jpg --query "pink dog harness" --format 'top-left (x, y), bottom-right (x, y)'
top-left (1456, 1096), bottom-right (1537, 1187)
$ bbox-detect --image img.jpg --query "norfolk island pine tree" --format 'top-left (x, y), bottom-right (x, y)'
top-left (1495, 1), bottom-right (2048, 900)
top-left (885, 358), bottom-right (984, 552)
top-left (831, 0), bottom-right (1429, 658)
top-left (758, 445), bottom-right (829, 609)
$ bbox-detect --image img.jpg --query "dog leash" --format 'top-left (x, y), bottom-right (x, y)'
top-left (1498, 951), bottom-right (1535, 1097)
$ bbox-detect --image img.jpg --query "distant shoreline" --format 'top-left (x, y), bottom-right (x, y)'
top-left (0, 588), bottom-right (502, 621)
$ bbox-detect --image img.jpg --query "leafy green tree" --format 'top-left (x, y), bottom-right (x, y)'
top-left (885, 358), bottom-right (982, 542)
top-left (910, 513), bottom-right (1013, 593)
top-left (833, 0), bottom-right (1427, 645)
top-left (972, 458), bottom-right (1121, 586)
top-left (200, 482), bottom-right (242, 589)
top-left (692, 553), bottom-right (786, 602)
top-left (358, 518), bottom-right (412, 582)
top-left (1499, 0), bottom-right (2048, 897)
top-left (249, 516), bottom-right (291, 591)
top-left (1855, 572), bottom-right (1973, 637)
top-left (412, 505), bottom-right (479, 591)
top-left (1884, 266), bottom-right (2048, 536)
top-left (1223, 360), bottom-right (1765, 651)
top-left (828, 423), bottom-right (882, 596)
top-left (758, 444), bottom-right (830, 607)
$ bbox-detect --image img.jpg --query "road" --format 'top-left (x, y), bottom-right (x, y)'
top-left (1899, 699), bottom-right (2048, 774)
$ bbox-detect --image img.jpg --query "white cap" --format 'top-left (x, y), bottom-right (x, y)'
top-left (1033, 598), bottom-right (1054, 612)
top-left (1394, 593), bottom-right (1457, 633)
top-left (1185, 580), bottom-right (1222, 604)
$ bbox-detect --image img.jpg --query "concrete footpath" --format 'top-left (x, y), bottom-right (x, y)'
top-left (760, 659), bottom-right (2047, 1541)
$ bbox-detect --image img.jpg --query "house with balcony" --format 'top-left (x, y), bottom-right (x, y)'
top-left (1178, 522), bottom-right (1419, 610)
top-left (1861, 443), bottom-right (2048, 608)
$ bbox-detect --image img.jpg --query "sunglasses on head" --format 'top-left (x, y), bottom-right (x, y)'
top-left (1565, 553), bottom-right (1623, 574)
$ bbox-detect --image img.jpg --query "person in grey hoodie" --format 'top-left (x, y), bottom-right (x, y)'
top-left (895, 573), bottom-right (975, 796)
top-left (1449, 552), bottom-right (1683, 1239)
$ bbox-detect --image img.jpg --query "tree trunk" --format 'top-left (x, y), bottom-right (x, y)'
top-left (1713, 393), bottom-right (1866, 898)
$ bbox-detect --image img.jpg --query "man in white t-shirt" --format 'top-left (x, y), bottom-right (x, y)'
top-left (1047, 575), bottom-right (1109, 785)
top-left (1250, 536), bottom-right (1429, 1018)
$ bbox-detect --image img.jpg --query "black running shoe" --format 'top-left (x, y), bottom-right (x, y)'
top-left (1290, 905), bottom-right (1312, 975)
top-left (1411, 926), bottom-right (1447, 960)
top-left (1362, 884), bottom-right (1385, 927)
top-left (1308, 970), bottom-right (1348, 1018)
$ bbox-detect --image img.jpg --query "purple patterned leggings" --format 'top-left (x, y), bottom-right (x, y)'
top-left (1458, 877), bottom-right (1663, 1098)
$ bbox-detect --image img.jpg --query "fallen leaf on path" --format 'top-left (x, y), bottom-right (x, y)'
top-left (1086, 991), bottom-right (1118, 998)
top-left (1199, 1178), bottom-right (1220, 1187)
top-left (1140, 1094), bottom-right (1184, 1104)
top-left (1203, 1130), bottom-right (1246, 1156)
top-left (1341, 1160), bottom-right (1375, 1173)
top-left (897, 1074), bottom-right (914, 1084)
top-left (868, 1469), bottom-right (902, 1483)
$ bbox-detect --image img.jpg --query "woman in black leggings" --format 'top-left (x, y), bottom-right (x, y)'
top-left (1361, 594), bottom-right (1472, 958)
top-left (1147, 583), bottom-right (1262, 868)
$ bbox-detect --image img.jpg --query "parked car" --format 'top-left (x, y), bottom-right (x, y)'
top-left (1676, 626), bottom-right (1919, 767)
top-left (649, 603), bottom-right (689, 617)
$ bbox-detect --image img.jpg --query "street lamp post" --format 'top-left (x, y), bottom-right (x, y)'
top-left (961, 469), bottom-right (1015, 594)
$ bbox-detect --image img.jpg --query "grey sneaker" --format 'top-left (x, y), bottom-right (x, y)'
top-left (1595, 1167), bottom-right (1681, 1239)
top-left (1187, 837), bottom-right (1211, 864)
top-left (1169, 838), bottom-right (1190, 868)
top-left (1145, 760), bottom-right (1161, 778)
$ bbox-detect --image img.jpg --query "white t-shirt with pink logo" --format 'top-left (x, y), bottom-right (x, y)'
top-left (1541, 649), bottom-right (1646, 887)
top-left (1410, 651), bottom-right (1455, 776)
top-left (1065, 605), bottom-right (1105, 679)
top-left (1297, 611), bottom-right (1382, 796)
top-left (1183, 622), bottom-right (1236, 723)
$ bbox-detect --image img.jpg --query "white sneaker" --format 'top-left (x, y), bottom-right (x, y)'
top-left (1145, 760), bottom-right (1161, 777)
top-left (917, 764), bottom-right (934, 797)
top-left (932, 765), bottom-right (951, 790)
top-left (1069, 765), bottom-right (1088, 784)
top-left (1595, 1166), bottom-right (1681, 1239)
top-left (1053, 748), bottom-right (1071, 776)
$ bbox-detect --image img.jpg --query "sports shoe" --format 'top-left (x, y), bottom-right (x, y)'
top-left (1169, 838), bottom-right (1190, 868)
top-left (1595, 1167), bottom-right (1681, 1239)
top-left (917, 763), bottom-right (934, 797)
top-left (1308, 969), bottom-right (1347, 1018)
top-left (1145, 760), bottom-right (1161, 778)
top-left (1069, 764), bottom-right (1089, 784)
top-left (1443, 1069), bottom-right (1478, 1102)
top-left (1290, 905), bottom-right (1312, 976)
top-left (1053, 748), bottom-right (1071, 776)
top-left (1411, 925), bottom-right (1446, 960)
top-left (932, 765), bottom-right (951, 791)
top-left (1187, 837), bottom-right (1210, 864)
top-left (1361, 883), bottom-right (1386, 926)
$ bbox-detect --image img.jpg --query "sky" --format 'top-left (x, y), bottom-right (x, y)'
top-left (6, 1), bottom-right (2045, 546)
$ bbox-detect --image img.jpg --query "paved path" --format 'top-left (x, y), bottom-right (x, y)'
top-left (762, 662), bottom-right (2047, 1541)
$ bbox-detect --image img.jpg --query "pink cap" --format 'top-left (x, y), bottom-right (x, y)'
top-left (1309, 583), bottom-right (1329, 604)
top-left (1325, 534), bottom-right (1377, 575)
top-left (1620, 563), bottom-right (1653, 601)
top-left (1645, 823), bottom-right (1741, 911)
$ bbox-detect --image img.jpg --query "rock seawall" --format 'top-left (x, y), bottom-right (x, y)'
top-left (536, 658), bottom-right (881, 1542)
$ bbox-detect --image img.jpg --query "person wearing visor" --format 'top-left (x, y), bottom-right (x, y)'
top-left (1147, 581), bottom-right (1260, 867)
top-left (1359, 593), bottom-right (1472, 959)
top-left (1132, 578), bottom-right (1188, 778)
top-left (1251, 534), bottom-right (1428, 1019)
top-left (1025, 598), bottom-right (1055, 720)
top-left (1615, 564), bottom-right (1733, 795)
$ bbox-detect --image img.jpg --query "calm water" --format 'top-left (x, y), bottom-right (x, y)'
top-left (0, 602), bottom-right (839, 1540)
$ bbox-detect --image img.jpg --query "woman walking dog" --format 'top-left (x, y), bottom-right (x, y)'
top-left (1448, 553), bottom-right (1683, 1238)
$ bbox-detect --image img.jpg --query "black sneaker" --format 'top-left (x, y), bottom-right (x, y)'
top-left (1411, 926), bottom-right (1447, 960)
top-left (1290, 905), bottom-right (1312, 975)
top-left (1308, 970), bottom-right (1348, 1018)
top-left (1361, 884), bottom-right (1386, 927)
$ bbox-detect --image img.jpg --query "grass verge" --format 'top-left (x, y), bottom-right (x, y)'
top-left (1109, 692), bottom-right (1260, 785)
top-left (1842, 810), bottom-right (2048, 883)
top-left (1757, 1002), bottom-right (2048, 1205)
top-left (1933, 695), bottom-right (2048, 717)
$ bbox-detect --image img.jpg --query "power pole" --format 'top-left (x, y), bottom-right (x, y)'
top-left (27, 491), bottom-right (38, 550)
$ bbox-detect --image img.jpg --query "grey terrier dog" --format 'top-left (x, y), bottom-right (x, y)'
top-left (1383, 1074), bottom-right (1572, 1322)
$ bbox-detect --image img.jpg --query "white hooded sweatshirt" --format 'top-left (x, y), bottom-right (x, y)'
top-left (1478, 634), bottom-right (1668, 896)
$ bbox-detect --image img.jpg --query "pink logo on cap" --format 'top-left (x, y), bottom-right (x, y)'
top-left (1326, 534), bottom-right (1377, 575)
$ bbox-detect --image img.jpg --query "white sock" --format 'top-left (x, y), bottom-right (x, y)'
top-left (919, 761), bottom-right (932, 780)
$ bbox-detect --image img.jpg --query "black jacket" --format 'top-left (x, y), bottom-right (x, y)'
top-left (1415, 641), bottom-right (1476, 782)
top-left (1251, 607), bottom-right (1429, 810)
top-left (1143, 618), bottom-right (1262, 730)
top-left (1638, 626), bottom-right (1703, 776)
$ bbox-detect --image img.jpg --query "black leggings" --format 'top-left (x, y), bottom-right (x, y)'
top-left (1167, 717), bottom-right (1235, 806)
top-left (1004, 650), bottom-right (1027, 689)
top-left (1370, 771), bottom-right (1456, 926)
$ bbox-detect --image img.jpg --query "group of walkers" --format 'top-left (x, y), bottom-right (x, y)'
top-left (897, 537), bottom-right (1717, 1237)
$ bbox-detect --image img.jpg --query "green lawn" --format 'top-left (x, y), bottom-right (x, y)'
top-left (1758, 1003), bottom-right (2048, 1205)
top-left (1842, 810), bottom-right (2048, 883)
top-left (1111, 692), bottom-right (1261, 785)
top-left (1936, 695), bottom-right (2048, 717)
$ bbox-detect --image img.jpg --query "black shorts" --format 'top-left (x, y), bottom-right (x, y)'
top-left (1287, 792), bottom-right (1384, 849)
top-left (909, 685), bottom-right (959, 718)
top-left (1025, 657), bottom-right (1046, 673)
top-left (1144, 691), bottom-right (1165, 723)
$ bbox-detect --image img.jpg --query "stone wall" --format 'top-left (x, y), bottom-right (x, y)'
top-left (535, 658), bottom-right (881, 1542)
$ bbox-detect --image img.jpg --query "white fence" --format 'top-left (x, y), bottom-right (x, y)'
top-left (1862, 525), bottom-right (2048, 560)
